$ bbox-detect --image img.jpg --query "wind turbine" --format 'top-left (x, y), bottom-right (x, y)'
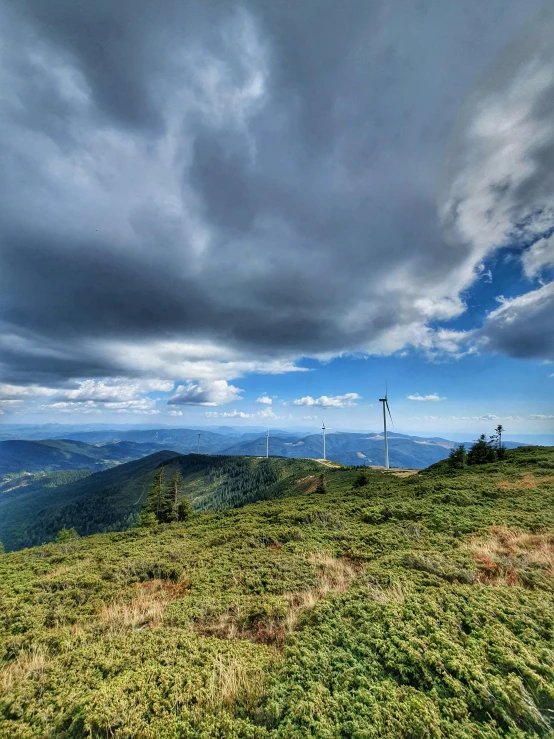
top-left (266, 430), bottom-right (269, 458)
top-left (378, 386), bottom-right (394, 469)
top-left (197, 433), bottom-right (201, 455)
top-left (322, 421), bottom-right (326, 461)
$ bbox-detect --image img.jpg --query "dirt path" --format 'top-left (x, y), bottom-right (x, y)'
top-left (314, 459), bottom-right (417, 476)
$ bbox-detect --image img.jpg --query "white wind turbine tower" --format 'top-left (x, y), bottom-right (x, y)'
top-left (322, 421), bottom-right (327, 461)
top-left (197, 433), bottom-right (201, 455)
top-left (266, 430), bottom-right (269, 458)
top-left (378, 386), bottom-right (394, 469)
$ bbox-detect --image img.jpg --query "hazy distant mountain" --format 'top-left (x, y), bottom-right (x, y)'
top-left (1, 427), bottom-right (528, 476)
top-left (221, 431), bottom-right (458, 468)
top-left (0, 438), bottom-right (176, 477)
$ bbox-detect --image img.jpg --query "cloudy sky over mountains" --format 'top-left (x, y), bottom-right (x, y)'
top-left (0, 0), bottom-right (553, 433)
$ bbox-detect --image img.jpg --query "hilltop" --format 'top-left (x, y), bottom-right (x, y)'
top-left (1, 446), bottom-right (553, 737)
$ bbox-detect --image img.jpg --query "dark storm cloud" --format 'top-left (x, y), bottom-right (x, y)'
top-left (478, 283), bottom-right (554, 361)
top-left (0, 0), bottom-right (552, 391)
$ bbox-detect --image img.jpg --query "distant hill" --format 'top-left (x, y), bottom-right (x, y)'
top-left (0, 427), bottom-right (531, 525)
top-left (0, 452), bottom-right (321, 551)
top-left (221, 431), bottom-right (465, 468)
top-left (0, 438), bottom-right (176, 478)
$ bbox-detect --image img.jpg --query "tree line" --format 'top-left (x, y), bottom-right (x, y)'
top-left (447, 424), bottom-right (506, 469)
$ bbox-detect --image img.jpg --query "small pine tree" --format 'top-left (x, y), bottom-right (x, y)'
top-left (447, 444), bottom-right (467, 469)
top-left (0, 541), bottom-right (4, 554)
top-left (315, 473), bottom-right (327, 494)
top-left (168, 470), bottom-right (184, 523)
top-left (176, 498), bottom-right (193, 522)
top-left (492, 424), bottom-right (506, 460)
top-left (353, 470), bottom-right (370, 487)
top-left (136, 509), bottom-right (158, 528)
top-left (467, 434), bottom-right (496, 465)
top-left (55, 527), bottom-right (79, 543)
top-left (142, 468), bottom-right (168, 524)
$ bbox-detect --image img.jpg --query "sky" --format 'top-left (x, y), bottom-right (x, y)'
top-left (0, 0), bottom-right (553, 438)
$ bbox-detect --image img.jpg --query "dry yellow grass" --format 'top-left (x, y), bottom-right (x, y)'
top-left (0, 647), bottom-right (47, 693)
top-left (367, 581), bottom-right (407, 603)
top-left (194, 554), bottom-right (360, 645)
top-left (295, 475), bottom-right (318, 494)
top-left (497, 474), bottom-right (554, 491)
top-left (100, 576), bottom-right (189, 631)
top-left (467, 526), bottom-right (554, 585)
top-left (206, 655), bottom-right (266, 712)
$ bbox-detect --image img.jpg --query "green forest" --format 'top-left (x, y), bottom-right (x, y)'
top-left (1, 446), bottom-right (554, 737)
top-left (4, 455), bottom-right (321, 552)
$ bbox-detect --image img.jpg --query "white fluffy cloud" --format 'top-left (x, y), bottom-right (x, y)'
top-left (204, 407), bottom-right (285, 420)
top-left (53, 378), bottom-right (173, 403)
top-left (169, 380), bottom-right (243, 406)
top-left (407, 393), bottom-right (446, 401)
top-left (256, 408), bottom-right (277, 419)
top-left (293, 393), bottom-right (361, 408)
top-left (5, 377), bottom-right (174, 415)
top-left (255, 395), bottom-right (272, 405)
top-left (522, 233), bottom-right (554, 278)
top-left (205, 409), bottom-right (252, 419)
top-left (0, 383), bottom-right (57, 399)
top-left (43, 398), bottom-right (160, 414)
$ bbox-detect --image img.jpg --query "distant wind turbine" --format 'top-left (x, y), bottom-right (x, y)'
top-left (197, 433), bottom-right (201, 455)
top-left (322, 421), bottom-right (326, 461)
top-left (378, 386), bottom-right (394, 469)
top-left (266, 430), bottom-right (269, 458)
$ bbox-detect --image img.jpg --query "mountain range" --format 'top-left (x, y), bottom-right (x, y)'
top-left (0, 426), bottom-right (526, 476)
top-left (0, 426), bottom-right (528, 552)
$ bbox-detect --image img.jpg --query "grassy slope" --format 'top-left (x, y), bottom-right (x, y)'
top-left (0, 447), bottom-right (553, 737)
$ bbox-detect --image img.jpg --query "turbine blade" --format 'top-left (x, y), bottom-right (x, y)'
top-left (386, 399), bottom-right (394, 427)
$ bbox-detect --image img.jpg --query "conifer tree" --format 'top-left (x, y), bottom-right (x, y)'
top-left (140, 468), bottom-right (167, 524)
top-left (467, 434), bottom-right (496, 465)
top-left (167, 470), bottom-right (184, 522)
top-left (55, 527), bottom-right (78, 543)
top-left (492, 424), bottom-right (506, 460)
top-left (177, 498), bottom-right (193, 522)
top-left (447, 444), bottom-right (467, 469)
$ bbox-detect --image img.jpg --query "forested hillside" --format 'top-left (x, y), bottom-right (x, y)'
top-left (0, 439), bottom-right (174, 478)
top-left (0, 447), bottom-right (553, 737)
top-left (0, 451), bottom-right (178, 552)
top-left (0, 454), bottom-right (321, 552)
